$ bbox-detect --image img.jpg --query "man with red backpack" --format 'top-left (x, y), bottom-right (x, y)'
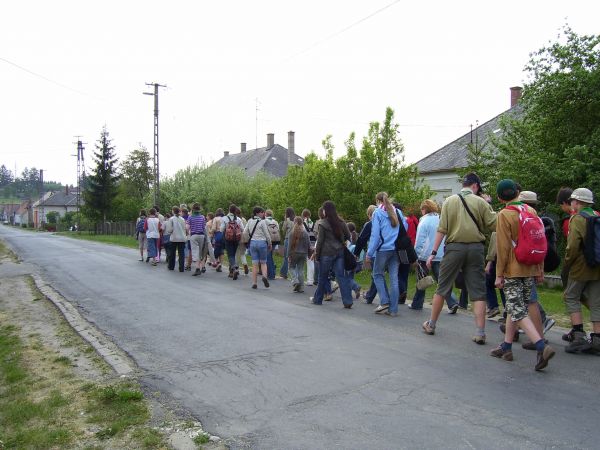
top-left (220, 204), bottom-right (244, 280)
top-left (490, 179), bottom-right (555, 371)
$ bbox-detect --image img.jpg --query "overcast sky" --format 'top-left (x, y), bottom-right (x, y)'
top-left (1, 0), bottom-right (598, 186)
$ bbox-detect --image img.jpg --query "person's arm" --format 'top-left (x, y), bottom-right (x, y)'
top-left (494, 212), bottom-right (511, 287)
top-left (315, 223), bottom-right (324, 261)
top-left (354, 222), bottom-right (371, 256)
top-left (425, 231), bottom-right (445, 268)
top-left (565, 215), bottom-right (582, 266)
top-left (367, 214), bottom-right (381, 260)
top-left (262, 220), bottom-right (272, 246)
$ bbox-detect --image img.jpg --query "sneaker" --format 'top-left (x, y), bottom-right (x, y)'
top-left (354, 288), bottom-right (361, 300)
top-left (408, 304), bottom-right (423, 311)
top-left (562, 329), bottom-right (576, 342)
top-left (262, 277), bottom-right (269, 288)
top-left (490, 345), bottom-right (514, 361)
top-left (233, 270), bottom-right (239, 281)
top-left (565, 331), bottom-right (592, 354)
top-left (522, 339), bottom-right (547, 351)
top-left (487, 307), bottom-right (500, 318)
top-left (331, 281), bottom-right (339, 293)
top-left (422, 321), bottom-right (435, 335)
top-left (201, 267), bottom-right (206, 273)
top-left (292, 283), bottom-right (300, 292)
top-left (384, 311), bottom-right (398, 317)
top-left (192, 268), bottom-right (201, 276)
top-left (244, 264), bottom-right (249, 275)
top-left (138, 258), bottom-right (144, 262)
top-left (362, 299), bottom-right (374, 305)
top-left (251, 284), bottom-right (257, 289)
top-left (374, 304), bottom-right (389, 314)
top-left (535, 345), bottom-right (556, 371)
top-left (343, 304), bottom-right (353, 309)
top-left (324, 294), bottom-right (333, 301)
top-left (185, 265), bottom-right (191, 271)
top-left (472, 335), bottom-right (486, 345)
top-left (543, 318), bottom-right (556, 334)
top-left (309, 296), bottom-right (322, 305)
top-left (448, 304), bottom-right (459, 315)
top-left (297, 289), bottom-right (305, 293)
top-left (216, 264), bottom-right (222, 272)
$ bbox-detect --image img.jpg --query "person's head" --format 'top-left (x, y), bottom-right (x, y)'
top-left (235, 206), bottom-right (242, 216)
top-left (496, 179), bottom-right (519, 203)
top-left (568, 188), bottom-right (594, 212)
top-left (420, 199), bottom-right (439, 215)
top-left (375, 192), bottom-right (399, 227)
top-left (139, 209), bottom-right (147, 217)
top-left (179, 203), bottom-right (188, 211)
top-left (519, 191), bottom-right (539, 209)
top-left (164, 212), bottom-right (171, 219)
top-left (285, 207), bottom-right (295, 220)
top-left (302, 209), bottom-right (311, 219)
top-left (153, 205), bottom-right (160, 213)
top-left (192, 203), bottom-right (201, 213)
top-left (181, 207), bottom-right (189, 216)
top-left (172, 206), bottom-right (180, 216)
top-left (252, 206), bottom-right (264, 217)
top-left (318, 207), bottom-right (325, 219)
top-left (215, 208), bottom-right (224, 216)
top-left (265, 209), bottom-right (273, 218)
top-left (366, 204), bottom-right (377, 220)
top-left (293, 216), bottom-right (303, 227)
top-left (206, 212), bottom-right (214, 220)
top-left (556, 187), bottom-right (574, 214)
top-left (347, 222), bottom-right (356, 233)
top-left (462, 172), bottom-right (482, 195)
top-left (149, 208), bottom-right (157, 216)
top-left (229, 204), bottom-right (237, 215)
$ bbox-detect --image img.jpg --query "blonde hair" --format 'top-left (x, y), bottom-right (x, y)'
top-left (420, 199), bottom-right (438, 215)
top-left (375, 192), bottom-right (399, 227)
top-left (366, 204), bottom-right (377, 219)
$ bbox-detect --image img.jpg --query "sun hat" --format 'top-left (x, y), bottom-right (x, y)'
top-left (519, 191), bottom-right (539, 204)
top-left (568, 188), bottom-right (594, 204)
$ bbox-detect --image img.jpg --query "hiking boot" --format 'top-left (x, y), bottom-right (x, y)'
top-left (422, 321), bottom-right (435, 335)
top-left (374, 304), bottom-right (389, 314)
top-left (243, 264), bottom-right (249, 275)
top-left (487, 307), bottom-right (500, 318)
top-left (262, 276), bottom-right (269, 288)
top-left (324, 294), bottom-right (333, 301)
top-left (535, 345), bottom-right (556, 371)
top-left (562, 329), bottom-right (576, 342)
top-left (585, 334), bottom-right (600, 355)
top-left (490, 345), bottom-right (513, 361)
top-left (472, 335), bottom-right (486, 345)
top-left (192, 268), bottom-right (201, 276)
top-left (565, 331), bottom-right (592, 354)
top-left (232, 270), bottom-right (239, 281)
top-left (292, 283), bottom-right (300, 292)
top-left (522, 339), bottom-right (547, 351)
top-left (543, 318), bottom-right (556, 334)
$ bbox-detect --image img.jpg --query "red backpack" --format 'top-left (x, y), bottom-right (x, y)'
top-left (224, 216), bottom-right (242, 242)
top-left (506, 205), bottom-right (547, 265)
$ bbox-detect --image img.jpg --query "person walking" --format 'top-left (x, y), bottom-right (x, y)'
top-left (365, 192), bottom-right (403, 317)
top-left (221, 204), bottom-right (244, 280)
top-left (144, 208), bottom-right (161, 266)
top-left (165, 206), bottom-right (187, 272)
top-left (279, 207), bottom-right (295, 279)
top-left (264, 209), bottom-right (280, 280)
top-left (422, 173), bottom-right (497, 342)
top-left (354, 205), bottom-right (378, 303)
top-left (188, 203), bottom-right (207, 276)
top-left (243, 206), bottom-right (272, 289)
top-left (302, 209), bottom-right (316, 285)
top-left (289, 216), bottom-right (310, 293)
top-left (211, 208), bottom-right (225, 272)
top-left (310, 201), bottom-right (353, 308)
top-left (135, 209), bottom-right (147, 262)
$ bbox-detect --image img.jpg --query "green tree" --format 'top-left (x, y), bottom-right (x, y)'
top-left (83, 126), bottom-right (120, 222)
top-left (0, 165), bottom-right (13, 187)
top-left (113, 146), bottom-right (153, 220)
top-left (492, 26), bottom-right (600, 209)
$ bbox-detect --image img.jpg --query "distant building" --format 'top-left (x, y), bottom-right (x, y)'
top-left (31, 187), bottom-right (81, 227)
top-left (212, 132), bottom-right (304, 178)
top-left (14, 200), bottom-right (32, 226)
top-left (0, 203), bottom-right (20, 224)
top-left (416, 87), bottom-right (523, 203)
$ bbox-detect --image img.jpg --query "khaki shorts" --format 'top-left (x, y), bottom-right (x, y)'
top-left (436, 242), bottom-right (486, 301)
top-left (564, 278), bottom-right (600, 322)
top-left (190, 234), bottom-right (207, 260)
top-left (138, 232), bottom-right (147, 250)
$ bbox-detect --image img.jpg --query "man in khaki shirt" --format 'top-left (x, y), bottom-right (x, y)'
top-left (423, 173), bottom-right (497, 343)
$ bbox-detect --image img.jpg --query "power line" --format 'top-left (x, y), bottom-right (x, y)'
top-left (285, 0), bottom-right (402, 62)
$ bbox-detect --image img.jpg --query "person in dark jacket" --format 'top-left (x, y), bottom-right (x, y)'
top-left (354, 205), bottom-right (378, 303)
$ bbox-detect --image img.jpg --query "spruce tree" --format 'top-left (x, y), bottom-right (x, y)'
top-left (83, 126), bottom-right (120, 222)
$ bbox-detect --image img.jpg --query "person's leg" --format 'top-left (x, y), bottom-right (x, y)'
top-left (459, 288), bottom-right (469, 309)
top-left (289, 254), bottom-right (299, 287)
top-left (486, 268), bottom-right (499, 311)
top-left (386, 253), bottom-right (400, 314)
top-left (332, 251), bottom-right (354, 307)
top-left (306, 256), bottom-right (314, 285)
top-left (313, 256), bottom-right (333, 304)
top-left (267, 248), bottom-right (276, 279)
top-left (398, 262), bottom-right (410, 304)
top-left (372, 251), bottom-right (392, 306)
top-left (167, 241), bottom-right (176, 270)
top-left (463, 243), bottom-right (487, 337)
top-left (177, 242), bottom-right (185, 272)
top-left (425, 244), bottom-right (463, 327)
top-left (280, 238), bottom-right (289, 278)
top-left (249, 242), bottom-right (259, 285)
top-left (186, 241), bottom-right (192, 269)
top-left (296, 256), bottom-right (306, 290)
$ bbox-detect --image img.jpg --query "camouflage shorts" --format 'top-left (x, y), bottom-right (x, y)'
top-left (504, 277), bottom-right (533, 322)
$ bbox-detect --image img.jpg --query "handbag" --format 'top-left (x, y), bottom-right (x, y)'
top-left (416, 263), bottom-right (434, 290)
top-left (343, 245), bottom-right (357, 271)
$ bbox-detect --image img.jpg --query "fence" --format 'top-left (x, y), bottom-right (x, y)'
top-left (92, 221), bottom-right (137, 236)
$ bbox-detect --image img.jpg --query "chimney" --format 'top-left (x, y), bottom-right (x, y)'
top-left (288, 131), bottom-right (295, 165)
top-left (65, 185), bottom-right (69, 195)
top-left (267, 133), bottom-right (274, 148)
top-left (510, 86), bottom-right (523, 108)
top-left (223, 151), bottom-right (230, 157)
top-left (241, 143), bottom-right (247, 153)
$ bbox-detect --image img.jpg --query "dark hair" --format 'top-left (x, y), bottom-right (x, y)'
top-left (229, 204), bottom-right (237, 214)
top-left (192, 203), bottom-right (200, 211)
top-left (215, 208), bottom-right (224, 216)
top-left (290, 216), bottom-right (304, 253)
top-left (252, 206), bottom-right (264, 216)
top-left (149, 208), bottom-right (157, 215)
top-left (556, 187), bottom-right (573, 205)
top-left (285, 207), bottom-right (295, 220)
top-left (347, 222), bottom-right (358, 244)
top-left (206, 212), bottom-right (214, 220)
top-left (139, 209), bottom-right (147, 217)
top-left (153, 205), bottom-right (160, 212)
top-left (172, 206), bottom-right (180, 215)
top-left (302, 209), bottom-right (311, 218)
top-left (322, 201), bottom-right (344, 239)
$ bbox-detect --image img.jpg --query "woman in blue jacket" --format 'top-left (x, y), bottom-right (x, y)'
top-left (366, 192), bottom-right (404, 316)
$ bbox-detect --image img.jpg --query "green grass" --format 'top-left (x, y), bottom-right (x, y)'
top-left (55, 232), bottom-right (138, 249)
top-left (193, 432), bottom-right (210, 446)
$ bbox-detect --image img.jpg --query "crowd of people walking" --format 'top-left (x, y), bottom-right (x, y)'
top-left (134, 174), bottom-right (600, 372)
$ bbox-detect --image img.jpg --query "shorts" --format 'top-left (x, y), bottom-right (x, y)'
top-left (190, 234), bottom-right (207, 260)
top-left (564, 278), bottom-right (600, 321)
top-left (249, 240), bottom-right (268, 264)
top-left (436, 242), bottom-right (486, 301)
top-left (138, 232), bottom-right (147, 250)
top-left (504, 277), bottom-right (533, 322)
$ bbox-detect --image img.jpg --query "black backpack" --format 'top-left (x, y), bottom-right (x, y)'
top-left (541, 216), bottom-right (560, 272)
top-left (580, 211), bottom-right (600, 268)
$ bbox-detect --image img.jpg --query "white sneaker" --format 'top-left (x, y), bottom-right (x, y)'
top-left (543, 318), bottom-right (556, 334)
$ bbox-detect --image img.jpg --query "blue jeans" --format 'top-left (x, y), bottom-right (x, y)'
top-left (398, 262), bottom-right (410, 302)
top-left (249, 240), bottom-right (268, 263)
top-left (411, 260), bottom-right (458, 309)
top-left (279, 238), bottom-right (289, 277)
top-left (372, 250), bottom-right (400, 313)
top-left (313, 250), bottom-right (352, 305)
top-left (314, 260), bottom-right (331, 294)
top-left (485, 260), bottom-right (506, 310)
top-left (267, 248), bottom-right (276, 279)
top-left (224, 240), bottom-right (239, 270)
top-left (147, 237), bottom-right (159, 258)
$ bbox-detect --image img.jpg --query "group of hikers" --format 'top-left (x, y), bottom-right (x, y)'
top-left (135, 173), bottom-right (600, 372)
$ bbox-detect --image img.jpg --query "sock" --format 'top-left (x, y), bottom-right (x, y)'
top-left (500, 341), bottom-right (512, 351)
top-left (428, 320), bottom-right (437, 328)
top-left (535, 339), bottom-right (545, 352)
top-left (573, 324), bottom-right (584, 333)
top-left (591, 333), bottom-right (600, 339)
top-left (476, 327), bottom-right (485, 337)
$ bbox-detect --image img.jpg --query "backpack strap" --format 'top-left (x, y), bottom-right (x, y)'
top-left (248, 219), bottom-right (260, 241)
top-left (458, 194), bottom-right (484, 235)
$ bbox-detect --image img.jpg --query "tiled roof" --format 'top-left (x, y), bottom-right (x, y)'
top-left (213, 144), bottom-right (304, 178)
top-left (416, 105), bottom-right (523, 174)
top-left (33, 191), bottom-right (80, 207)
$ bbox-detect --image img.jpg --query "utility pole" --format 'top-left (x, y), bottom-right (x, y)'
top-left (39, 169), bottom-right (44, 228)
top-left (72, 137), bottom-right (86, 231)
top-left (143, 82), bottom-right (167, 208)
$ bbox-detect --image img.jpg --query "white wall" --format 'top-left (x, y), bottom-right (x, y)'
top-left (418, 171), bottom-right (462, 204)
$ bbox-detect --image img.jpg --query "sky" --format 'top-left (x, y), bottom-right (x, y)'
top-left (1, 0), bottom-right (598, 186)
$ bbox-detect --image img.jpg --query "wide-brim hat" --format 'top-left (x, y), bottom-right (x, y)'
top-left (519, 191), bottom-right (539, 204)
top-left (569, 188), bottom-right (594, 204)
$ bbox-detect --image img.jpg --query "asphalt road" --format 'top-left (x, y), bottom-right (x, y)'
top-left (2, 226), bottom-right (599, 450)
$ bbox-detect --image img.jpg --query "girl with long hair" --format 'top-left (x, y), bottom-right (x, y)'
top-left (288, 216), bottom-right (310, 292)
top-left (311, 201), bottom-right (354, 308)
top-left (279, 207), bottom-right (295, 279)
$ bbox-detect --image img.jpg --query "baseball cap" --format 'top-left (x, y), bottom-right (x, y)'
top-left (462, 172), bottom-right (482, 194)
top-left (496, 179), bottom-right (519, 201)
top-left (519, 191), bottom-right (539, 204)
top-left (568, 188), bottom-right (594, 204)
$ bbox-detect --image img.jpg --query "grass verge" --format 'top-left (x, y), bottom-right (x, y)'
top-left (55, 232), bottom-right (138, 249)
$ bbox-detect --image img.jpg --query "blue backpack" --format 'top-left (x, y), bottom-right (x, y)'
top-left (136, 217), bottom-right (146, 233)
top-left (580, 211), bottom-right (600, 268)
